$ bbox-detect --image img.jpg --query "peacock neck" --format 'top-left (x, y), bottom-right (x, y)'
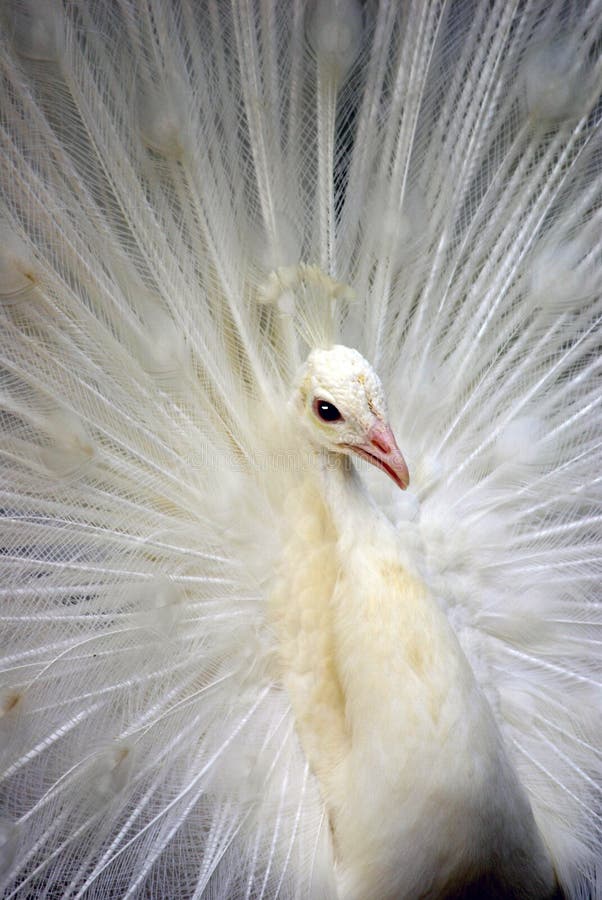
top-left (316, 448), bottom-right (377, 535)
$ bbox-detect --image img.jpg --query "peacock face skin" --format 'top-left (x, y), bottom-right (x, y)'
top-left (294, 344), bottom-right (409, 489)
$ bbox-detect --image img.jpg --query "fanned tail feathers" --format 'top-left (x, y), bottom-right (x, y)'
top-left (0, 1), bottom-right (600, 897)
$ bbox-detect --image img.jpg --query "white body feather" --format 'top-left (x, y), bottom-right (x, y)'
top-left (273, 461), bottom-right (556, 899)
top-left (0, 1), bottom-right (601, 898)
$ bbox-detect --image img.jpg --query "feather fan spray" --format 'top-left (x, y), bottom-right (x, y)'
top-left (0, 0), bottom-right (601, 897)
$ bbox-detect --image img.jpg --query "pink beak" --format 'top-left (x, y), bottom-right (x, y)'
top-left (348, 422), bottom-right (410, 490)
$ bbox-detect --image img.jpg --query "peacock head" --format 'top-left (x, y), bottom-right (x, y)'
top-left (294, 345), bottom-right (409, 489)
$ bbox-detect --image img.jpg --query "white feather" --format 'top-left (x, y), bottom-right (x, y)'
top-left (0, 1), bottom-right (600, 897)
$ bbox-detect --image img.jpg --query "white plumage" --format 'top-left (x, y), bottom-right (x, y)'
top-left (0, 1), bottom-right (600, 898)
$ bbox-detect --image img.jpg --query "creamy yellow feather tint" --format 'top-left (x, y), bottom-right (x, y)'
top-left (269, 478), bottom-right (348, 791)
top-left (272, 459), bottom-right (557, 900)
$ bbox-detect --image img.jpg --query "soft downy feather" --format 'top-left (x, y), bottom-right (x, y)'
top-left (0, 1), bottom-right (600, 898)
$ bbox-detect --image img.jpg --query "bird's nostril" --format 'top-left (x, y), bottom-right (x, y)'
top-left (371, 435), bottom-right (391, 454)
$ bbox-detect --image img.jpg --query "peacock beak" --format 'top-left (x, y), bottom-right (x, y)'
top-left (349, 422), bottom-right (410, 490)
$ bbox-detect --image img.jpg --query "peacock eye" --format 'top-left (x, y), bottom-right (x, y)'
top-left (313, 398), bottom-right (343, 422)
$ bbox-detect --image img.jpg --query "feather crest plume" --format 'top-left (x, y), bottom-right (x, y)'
top-left (0, 0), bottom-right (601, 897)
